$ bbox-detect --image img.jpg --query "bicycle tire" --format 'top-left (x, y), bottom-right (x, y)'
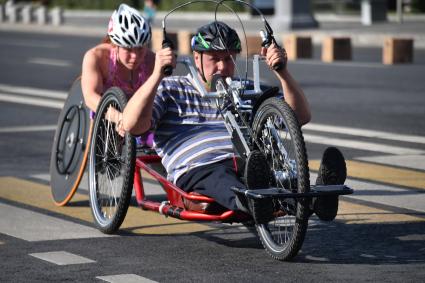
top-left (88, 87), bottom-right (135, 234)
top-left (251, 97), bottom-right (310, 261)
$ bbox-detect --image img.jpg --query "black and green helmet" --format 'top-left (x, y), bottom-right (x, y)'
top-left (191, 21), bottom-right (241, 53)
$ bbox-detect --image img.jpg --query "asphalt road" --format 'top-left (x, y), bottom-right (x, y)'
top-left (0, 30), bottom-right (425, 282)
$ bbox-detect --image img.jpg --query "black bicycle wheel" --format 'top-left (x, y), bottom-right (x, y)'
top-left (88, 87), bottom-right (135, 234)
top-left (251, 97), bottom-right (310, 261)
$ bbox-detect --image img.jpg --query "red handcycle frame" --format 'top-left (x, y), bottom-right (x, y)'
top-left (133, 153), bottom-right (248, 222)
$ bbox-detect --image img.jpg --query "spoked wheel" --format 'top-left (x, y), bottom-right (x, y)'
top-left (89, 87), bottom-right (135, 234)
top-left (252, 97), bottom-right (310, 261)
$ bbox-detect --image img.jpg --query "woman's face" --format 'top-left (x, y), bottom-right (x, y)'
top-left (116, 46), bottom-right (146, 70)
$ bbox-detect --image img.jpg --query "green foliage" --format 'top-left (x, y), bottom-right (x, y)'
top-left (412, 0), bottom-right (425, 12)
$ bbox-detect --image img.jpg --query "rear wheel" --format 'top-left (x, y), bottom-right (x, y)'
top-left (252, 97), bottom-right (310, 261)
top-left (88, 87), bottom-right (135, 234)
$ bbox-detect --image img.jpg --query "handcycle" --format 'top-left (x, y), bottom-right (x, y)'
top-left (50, 0), bottom-right (353, 261)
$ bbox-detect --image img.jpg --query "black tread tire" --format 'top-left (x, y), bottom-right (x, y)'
top-left (88, 87), bottom-right (135, 234)
top-left (251, 97), bottom-right (310, 261)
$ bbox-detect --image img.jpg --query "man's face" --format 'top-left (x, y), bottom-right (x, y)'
top-left (194, 50), bottom-right (237, 85)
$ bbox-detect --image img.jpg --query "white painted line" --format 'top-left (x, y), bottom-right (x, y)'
top-left (304, 134), bottom-right (425, 155)
top-left (0, 83), bottom-right (67, 99)
top-left (292, 60), bottom-right (387, 69)
top-left (304, 123), bottom-right (425, 145)
top-left (29, 251), bottom-right (96, 266)
top-left (0, 125), bottom-right (57, 134)
top-left (356, 155), bottom-right (425, 171)
top-left (0, 40), bottom-right (60, 49)
top-left (28, 57), bottom-right (72, 67)
top-left (0, 93), bottom-right (64, 109)
top-left (0, 202), bottom-right (114, 242)
top-left (310, 172), bottom-right (425, 213)
top-left (97, 274), bottom-right (158, 283)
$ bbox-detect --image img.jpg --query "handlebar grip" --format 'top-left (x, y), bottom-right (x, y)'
top-left (273, 62), bottom-right (285, 72)
top-left (162, 38), bottom-right (174, 76)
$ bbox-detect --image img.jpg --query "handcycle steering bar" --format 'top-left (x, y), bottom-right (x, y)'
top-left (178, 55), bottom-right (265, 99)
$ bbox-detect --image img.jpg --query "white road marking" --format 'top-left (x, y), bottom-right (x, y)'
top-left (0, 40), bottom-right (61, 49)
top-left (97, 274), bottom-right (158, 283)
top-left (0, 83), bottom-right (67, 99)
top-left (304, 133), bottom-right (425, 155)
top-left (310, 172), bottom-right (425, 213)
top-left (28, 57), bottom-right (72, 67)
top-left (0, 202), bottom-right (114, 242)
top-left (304, 123), bottom-right (425, 145)
top-left (29, 251), bottom-right (96, 265)
top-left (356, 155), bottom-right (425, 171)
top-left (292, 60), bottom-right (387, 69)
top-left (0, 93), bottom-right (64, 109)
top-left (0, 125), bottom-right (57, 134)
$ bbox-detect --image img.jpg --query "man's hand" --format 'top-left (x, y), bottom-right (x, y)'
top-left (153, 47), bottom-right (176, 77)
top-left (261, 43), bottom-right (288, 73)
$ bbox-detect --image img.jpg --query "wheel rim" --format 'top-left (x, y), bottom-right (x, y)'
top-left (89, 99), bottom-right (127, 227)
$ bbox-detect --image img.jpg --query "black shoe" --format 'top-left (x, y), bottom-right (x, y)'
top-left (313, 147), bottom-right (347, 221)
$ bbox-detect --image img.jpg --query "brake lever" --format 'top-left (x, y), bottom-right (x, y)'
top-left (260, 30), bottom-right (285, 72)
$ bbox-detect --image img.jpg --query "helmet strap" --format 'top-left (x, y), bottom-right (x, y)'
top-left (199, 52), bottom-right (210, 88)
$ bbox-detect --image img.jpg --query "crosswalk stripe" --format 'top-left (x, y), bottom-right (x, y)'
top-left (0, 202), bottom-right (112, 241)
top-left (304, 134), bottom-right (424, 155)
top-left (0, 93), bottom-right (64, 109)
top-left (97, 274), bottom-right (158, 283)
top-left (0, 83), bottom-right (67, 99)
top-left (304, 123), bottom-right (425, 144)
top-left (0, 177), bottom-right (213, 236)
top-left (310, 160), bottom-right (425, 190)
top-left (29, 251), bottom-right (96, 265)
top-left (355, 154), bottom-right (425, 171)
top-left (0, 124), bottom-right (57, 133)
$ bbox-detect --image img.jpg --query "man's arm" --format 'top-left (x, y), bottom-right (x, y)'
top-left (122, 47), bottom-right (176, 135)
top-left (261, 44), bottom-right (311, 126)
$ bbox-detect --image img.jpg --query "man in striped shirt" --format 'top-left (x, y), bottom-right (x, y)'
top-left (122, 21), bottom-right (344, 218)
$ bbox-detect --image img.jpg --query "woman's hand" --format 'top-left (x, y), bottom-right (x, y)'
top-left (153, 47), bottom-right (176, 77)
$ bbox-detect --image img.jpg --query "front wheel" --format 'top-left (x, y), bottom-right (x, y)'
top-left (251, 97), bottom-right (310, 261)
top-left (88, 87), bottom-right (135, 234)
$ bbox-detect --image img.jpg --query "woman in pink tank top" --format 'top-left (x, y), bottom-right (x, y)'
top-left (81, 4), bottom-right (156, 136)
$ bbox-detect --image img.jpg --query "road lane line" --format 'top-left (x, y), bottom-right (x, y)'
top-left (97, 274), bottom-right (158, 283)
top-left (28, 57), bottom-right (72, 67)
top-left (29, 251), bottom-right (96, 265)
top-left (304, 123), bottom-right (425, 144)
top-left (310, 160), bottom-right (425, 190)
top-left (304, 134), bottom-right (425, 155)
top-left (0, 93), bottom-right (64, 109)
top-left (0, 202), bottom-right (112, 241)
top-left (0, 125), bottom-right (57, 133)
top-left (0, 177), bottom-right (213, 235)
top-left (356, 155), bottom-right (425, 171)
top-left (0, 83), bottom-right (67, 99)
top-left (0, 40), bottom-right (60, 49)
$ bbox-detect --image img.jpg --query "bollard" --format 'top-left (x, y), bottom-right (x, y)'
top-left (242, 35), bottom-right (263, 56)
top-left (35, 5), bottom-right (47, 25)
top-left (383, 37), bottom-right (413, 65)
top-left (21, 5), bottom-right (32, 24)
top-left (51, 7), bottom-right (63, 26)
top-left (0, 5), bottom-right (5, 22)
top-left (177, 31), bottom-right (194, 55)
top-left (151, 28), bottom-right (178, 53)
top-left (322, 37), bottom-right (352, 62)
top-left (283, 34), bottom-right (312, 60)
top-left (7, 5), bottom-right (18, 23)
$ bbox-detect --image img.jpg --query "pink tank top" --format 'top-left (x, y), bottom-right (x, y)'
top-left (103, 48), bottom-right (152, 96)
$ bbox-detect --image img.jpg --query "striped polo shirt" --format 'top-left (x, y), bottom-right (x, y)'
top-left (151, 75), bottom-right (234, 183)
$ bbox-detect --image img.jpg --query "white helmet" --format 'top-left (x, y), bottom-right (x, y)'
top-left (107, 4), bottom-right (151, 48)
